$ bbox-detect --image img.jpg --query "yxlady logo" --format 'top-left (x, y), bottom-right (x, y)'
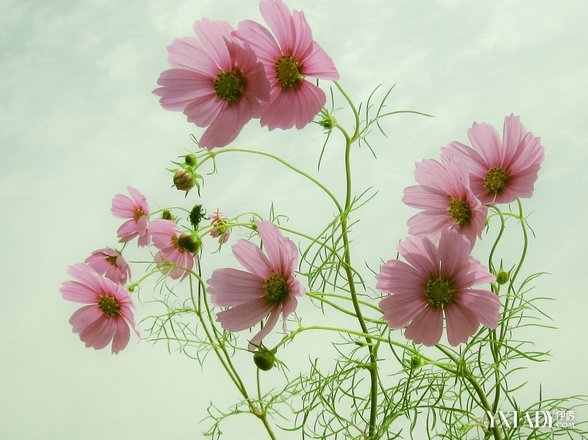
top-left (487, 410), bottom-right (575, 429)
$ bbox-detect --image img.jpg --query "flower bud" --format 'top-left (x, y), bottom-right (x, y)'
top-left (253, 348), bottom-right (275, 371)
top-left (189, 205), bottom-right (206, 229)
top-left (496, 269), bottom-right (509, 285)
top-left (173, 169), bottom-right (195, 192)
top-left (161, 210), bottom-right (174, 220)
top-left (184, 154), bottom-right (196, 167)
top-left (177, 233), bottom-right (199, 253)
top-left (410, 354), bottom-right (422, 369)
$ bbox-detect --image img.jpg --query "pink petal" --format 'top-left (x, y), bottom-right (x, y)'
top-left (216, 297), bottom-right (273, 332)
top-left (468, 122), bottom-right (501, 166)
top-left (380, 294), bottom-right (427, 329)
top-left (376, 260), bottom-right (427, 296)
top-left (260, 0), bottom-right (295, 54)
top-left (111, 194), bottom-right (136, 218)
top-left (183, 94), bottom-right (224, 128)
top-left (404, 306), bottom-right (443, 346)
top-left (79, 316), bottom-right (115, 350)
top-left (111, 318), bottom-right (131, 354)
top-left (61, 281), bottom-right (98, 303)
top-left (249, 306), bottom-right (281, 349)
top-left (232, 239), bottom-right (272, 279)
top-left (459, 289), bottom-right (500, 328)
top-left (199, 103), bottom-right (248, 150)
top-left (257, 221), bottom-right (292, 274)
top-left (193, 19), bottom-right (234, 71)
top-left (167, 37), bottom-right (217, 76)
top-left (207, 268), bottom-right (265, 306)
top-left (403, 185), bottom-right (448, 210)
top-left (69, 305), bottom-right (103, 333)
top-left (301, 41), bottom-right (339, 80)
top-left (154, 69), bottom-right (216, 111)
top-left (234, 20), bottom-right (281, 65)
top-left (444, 303), bottom-right (480, 346)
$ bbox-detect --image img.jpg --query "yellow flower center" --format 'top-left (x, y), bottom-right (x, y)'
top-left (274, 55), bottom-right (302, 89)
top-left (263, 273), bottom-right (289, 304)
top-left (447, 198), bottom-right (472, 226)
top-left (98, 295), bottom-right (120, 317)
top-left (425, 277), bottom-right (454, 308)
top-left (213, 70), bottom-right (247, 104)
top-left (483, 167), bottom-right (509, 194)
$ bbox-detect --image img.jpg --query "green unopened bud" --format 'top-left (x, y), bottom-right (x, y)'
top-left (410, 354), bottom-right (422, 369)
top-left (173, 169), bottom-right (196, 192)
top-left (184, 154), bottom-right (196, 167)
top-left (319, 113), bottom-right (336, 130)
top-left (496, 270), bottom-right (509, 285)
top-left (177, 233), bottom-right (199, 253)
top-left (253, 348), bottom-right (275, 371)
top-left (189, 204), bottom-right (206, 229)
top-left (161, 210), bottom-right (174, 220)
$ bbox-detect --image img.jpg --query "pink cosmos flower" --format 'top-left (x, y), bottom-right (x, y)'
top-left (402, 156), bottom-right (488, 247)
top-left (207, 221), bottom-right (305, 349)
top-left (377, 229), bottom-right (500, 346)
top-left (234, 0), bottom-right (339, 130)
top-left (208, 210), bottom-right (231, 244)
top-left (85, 248), bottom-right (131, 284)
top-left (61, 264), bottom-right (138, 354)
top-left (148, 220), bottom-right (197, 280)
top-left (153, 19), bottom-right (270, 150)
top-left (443, 114), bottom-right (544, 204)
top-left (111, 186), bottom-right (151, 247)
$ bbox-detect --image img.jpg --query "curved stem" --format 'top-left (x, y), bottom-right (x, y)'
top-left (197, 148), bottom-right (343, 214)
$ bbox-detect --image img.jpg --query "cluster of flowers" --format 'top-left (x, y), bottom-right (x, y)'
top-left (154, 0), bottom-right (339, 149)
top-left (60, 187), bottom-right (233, 353)
top-left (377, 114), bottom-right (544, 346)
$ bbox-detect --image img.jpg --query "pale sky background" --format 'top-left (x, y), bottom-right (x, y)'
top-left (1, 0), bottom-right (587, 439)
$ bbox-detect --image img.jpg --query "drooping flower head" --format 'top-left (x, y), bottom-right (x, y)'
top-left (443, 114), bottom-right (544, 204)
top-left (402, 156), bottom-right (488, 247)
top-left (148, 220), bottom-right (198, 280)
top-left (208, 210), bottom-right (231, 244)
top-left (61, 264), bottom-right (138, 354)
top-left (154, 19), bottom-right (270, 150)
top-left (207, 221), bottom-right (305, 349)
top-left (234, 0), bottom-right (339, 130)
top-left (111, 186), bottom-right (151, 247)
top-left (85, 247), bottom-right (131, 284)
top-left (377, 229), bottom-right (500, 346)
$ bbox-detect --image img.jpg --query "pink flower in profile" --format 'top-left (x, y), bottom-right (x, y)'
top-left (85, 248), bottom-right (131, 284)
top-left (402, 156), bottom-right (488, 247)
top-left (234, 0), bottom-right (339, 130)
top-left (153, 19), bottom-right (270, 150)
top-left (61, 264), bottom-right (138, 354)
top-left (148, 220), bottom-right (198, 280)
top-left (112, 186), bottom-right (151, 247)
top-left (208, 210), bottom-right (231, 244)
top-left (377, 229), bottom-right (500, 346)
top-left (207, 221), bottom-right (305, 349)
top-left (443, 114), bottom-right (544, 204)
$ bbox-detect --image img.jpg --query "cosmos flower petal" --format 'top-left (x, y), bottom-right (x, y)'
top-left (232, 239), bottom-right (273, 279)
top-left (69, 305), bottom-right (103, 334)
top-left (217, 297), bottom-right (274, 332)
top-left (459, 289), bottom-right (501, 328)
top-left (380, 294), bottom-right (427, 329)
top-left (302, 42), bottom-right (340, 80)
top-left (208, 268), bottom-right (265, 306)
top-left (260, 0), bottom-right (296, 53)
top-left (111, 317), bottom-right (131, 354)
top-left (249, 306), bottom-right (281, 349)
top-left (193, 19), bottom-right (233, 70)
top-left (444, 303), bottom-right (480, 346)
top-left (404, 306), bottom-right (443, 346)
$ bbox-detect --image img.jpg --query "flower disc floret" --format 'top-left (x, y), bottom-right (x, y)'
top-left (213, 70), bottom-right (247, 103)
top-left (275, 55), bottom-right (302, 89)
top-left (483, 167), bottom-right (509, 194)
top-left (264, 273), bottom-right (289, 304)
top-left (98, 295), bottom-right (121, 317)
top-left (447, 197), bottom-right (472, 227)
top-left (425, 278), bottom-right (454, 308)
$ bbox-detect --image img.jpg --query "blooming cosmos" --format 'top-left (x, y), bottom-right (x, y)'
top-left (154, 19), bottom-right (270, 150)
top-left (85, 247), bottom-right (131, 284)
top-left (443, 114), bottom-right (544, 204)
top-left (61, 264), bottom-right (138, 354)
top-left (112, 186), bottom-right (151, 247)
top-left (234, 0), bottom-right (339, 130)
top-left (208, 210), bottom-right (231, 244)
top-left (207, 221), bottom-right (304, 349)
top-left (149, 220), bottom-right (198, 280)
top-left (402, 156), bottom-right (487, 247)
top-left (377, 230), bottom-right (500, 346)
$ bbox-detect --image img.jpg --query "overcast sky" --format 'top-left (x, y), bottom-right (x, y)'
top-left (1, 0), bottom-right (587, 439)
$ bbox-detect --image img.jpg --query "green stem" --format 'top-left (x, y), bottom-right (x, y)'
top-left (196, 148), bottom-right (343, 214)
